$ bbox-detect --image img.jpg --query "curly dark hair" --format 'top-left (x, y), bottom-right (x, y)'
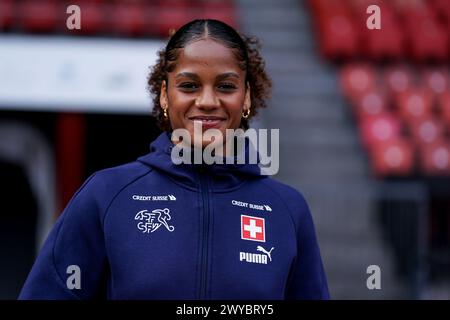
top-left (147, 19), bottom-right (272, 131)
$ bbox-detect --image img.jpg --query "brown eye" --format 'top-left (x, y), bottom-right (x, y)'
top-left (218, 83), bottom-right (237, 91)
top-left (178, 82), bottom-right (198, 91)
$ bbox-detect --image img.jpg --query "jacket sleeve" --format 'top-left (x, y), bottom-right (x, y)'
top-left (285, 192), bottom-right (330, 300)
top-left (19, 174), bottom-right (108, 300)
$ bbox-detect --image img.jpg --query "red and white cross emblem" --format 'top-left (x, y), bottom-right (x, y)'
top-left (241, 215), bottom-right (265, 242)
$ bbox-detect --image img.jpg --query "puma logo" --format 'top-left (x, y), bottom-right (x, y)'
top-left (256, 246), bottom-right (274, 261)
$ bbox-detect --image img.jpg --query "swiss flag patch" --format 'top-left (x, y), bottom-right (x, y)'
top-left (241, 215), bottom-right (265, 242)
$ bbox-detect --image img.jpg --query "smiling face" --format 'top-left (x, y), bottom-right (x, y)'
top-left (160, 38), bottom-right (250, 148)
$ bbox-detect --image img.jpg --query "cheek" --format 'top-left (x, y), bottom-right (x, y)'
top-left (168, 92), bottom-right (191, 116)
top-left (168, 91), bottom-right (189, 108)
top-left (228, 107), bottom-right (243, 121)
top-left (166, 94), bottom-right (188, 129)
top-left (224, 94), bottom-right (245, 120)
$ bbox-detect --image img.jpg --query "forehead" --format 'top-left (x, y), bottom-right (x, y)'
top-left (173, 39), bottom-right (242, 74)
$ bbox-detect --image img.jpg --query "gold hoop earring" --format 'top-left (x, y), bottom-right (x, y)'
top-left (242, 109), bottom-right (250, 119)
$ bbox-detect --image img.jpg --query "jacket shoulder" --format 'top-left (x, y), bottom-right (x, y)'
top-left (73, 161), bottom-right (153, 213)
top-left (260, 178), bottom-right (311, 225)
top-left (92, 161), bottom-right (152, 184)
top-left (261, 178), bottom-right (308, 206)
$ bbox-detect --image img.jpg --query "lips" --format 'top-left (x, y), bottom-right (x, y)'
top-left (188, 115), bottom-right (226, 129)
top-left (188, 115), bottom-right (226, 121)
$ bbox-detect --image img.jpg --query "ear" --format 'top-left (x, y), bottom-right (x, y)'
top-left (243, 82), bottom-right (251, 111)
top-left (160, 80), bottom-right (168, 110)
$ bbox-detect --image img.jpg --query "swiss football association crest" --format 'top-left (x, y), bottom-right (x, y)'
top-left (135, 208), bottom-right (174, 234)
top-left (241, 215), bottom-right (265, 242)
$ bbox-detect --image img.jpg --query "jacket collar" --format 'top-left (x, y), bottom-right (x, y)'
top-left (137, 132), bottom-right (266, 191)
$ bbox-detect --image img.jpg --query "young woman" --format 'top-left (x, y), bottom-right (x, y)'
top-left (19, 19), bottom-right (329, 300)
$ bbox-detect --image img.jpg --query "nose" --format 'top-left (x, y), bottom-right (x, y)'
top-left (195, 86), bottom-right (220, 109)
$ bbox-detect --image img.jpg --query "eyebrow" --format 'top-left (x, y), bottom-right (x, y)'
top-left (175, 72), bottom-right (199, 80)
top-left (175, 72), bottom-right (240, 80)
top-left (217, 72), bottom-right (240, 81)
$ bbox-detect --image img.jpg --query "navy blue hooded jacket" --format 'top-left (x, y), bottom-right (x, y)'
top-left (19, 132), bottom-right (329, 300)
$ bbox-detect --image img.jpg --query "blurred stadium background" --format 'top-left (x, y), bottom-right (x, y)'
top-left (0, 0), bottom-right (449, 299)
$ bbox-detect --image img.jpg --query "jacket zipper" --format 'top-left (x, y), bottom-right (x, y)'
top-left (198, 167), bottom-right (210, 299)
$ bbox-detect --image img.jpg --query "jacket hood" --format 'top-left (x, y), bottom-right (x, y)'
top-left (137, 132), bottom-right (267, 191)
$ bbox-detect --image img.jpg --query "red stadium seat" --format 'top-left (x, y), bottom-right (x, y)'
top-left (383, 65), bottom-right (415, 95)
top-left (420, 68), bottom-right (449, 95)
top-left (323, 1), bottom-right (450, 179)
top-left (402, 4), bottom-right (449, 62)
top-left (346, 0), bottom-right (383, 11)
top-left (111, 2), bottom-right (146, 36)
top-left (411, 21), bottom-right (448, 62)
top-left (359, 112), bottom-right (402, 147)
top-left (70, 1), bottom-right (105, 35)
top-left (430, 0), bottom-right (450, 33)
top-left (202, 0), bottom-right (238, 29)
top-left (369, 138), bottom-right (415, 177)
top-left (316, 12), bottom-right (359, 60)
top-left (429, 0), bottom-right (450, 20)
top-left (392, 0), bottom-right (431, 22)
top-left (418, 141), bottom-right (450, 176)
top-left (148, 2), bottom-right (192, 38)
top-left (340, 64), bottom-right (377, 100)
top-left (407, 117), bottom-right (446, 146)
top-left (364, 13), bottom-right (404, 60)
top-left (0, 0), bottom-right (13, 30)
top-left (309, 0), bottom-right (350, 18)
top-left (438, 91), bottom-right (450, 125)
top-left (19, 0), bottom-right (60, 33)
top-left (351, 3), bottom-right (405, 60)
top-left (156, 0), bottom-right (190, 9)
top-left (352, 89), bottom-right (388, 119)
top-left (395, 89), bottom-right (434, 122)
top-left (391, 0), bottom-right (428, 15)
